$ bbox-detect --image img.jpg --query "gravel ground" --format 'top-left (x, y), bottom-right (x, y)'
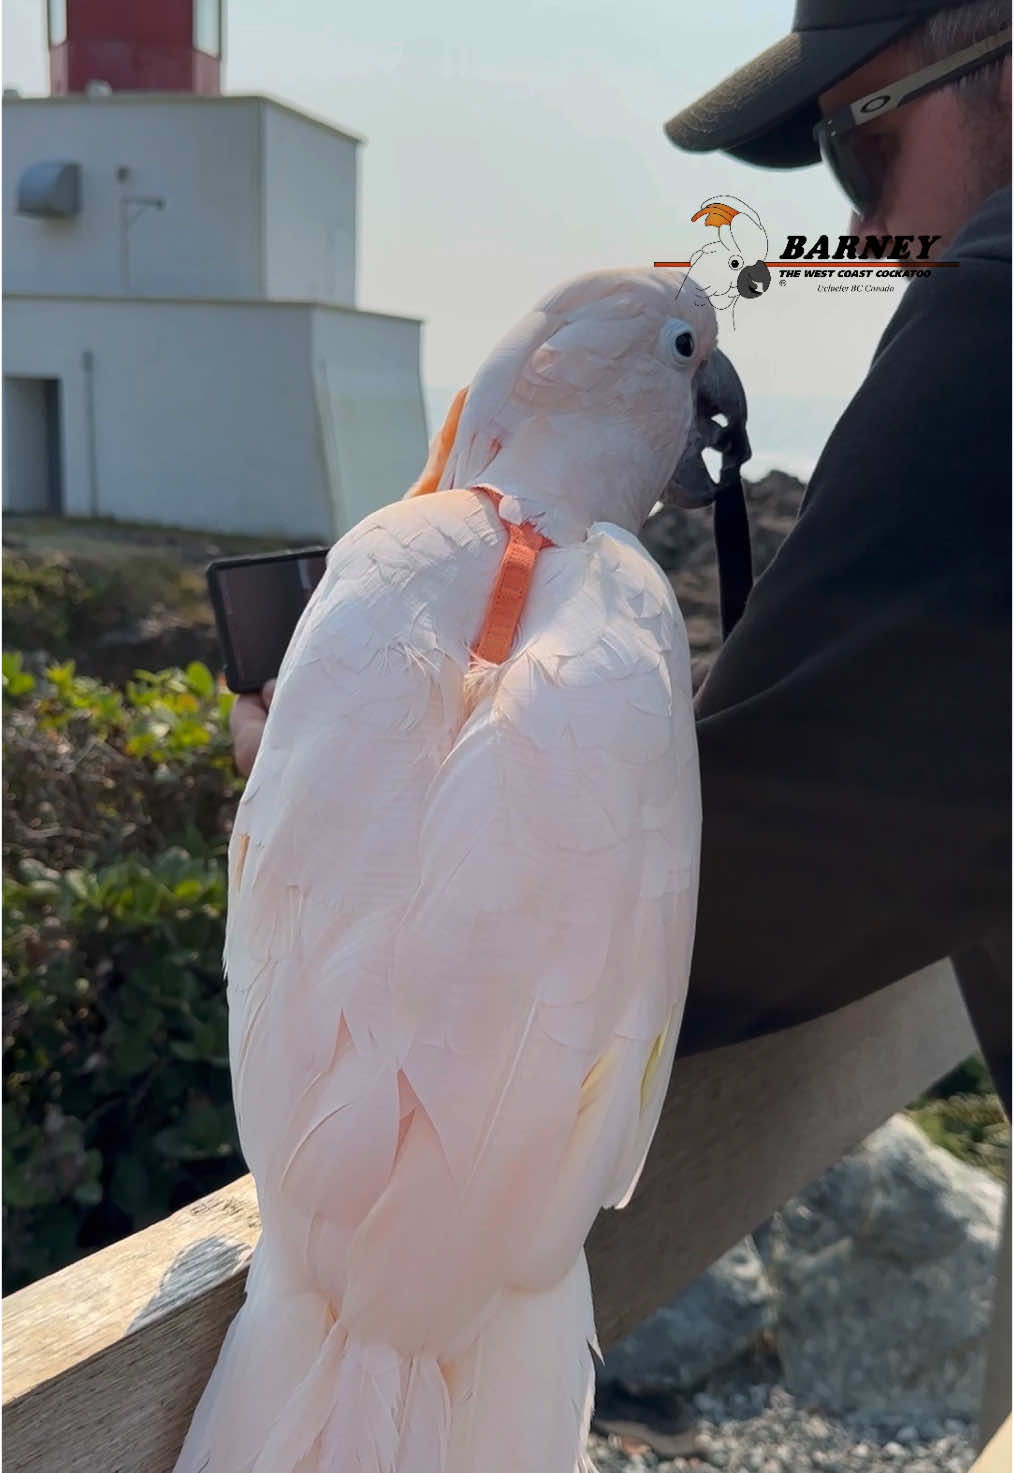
top-left (589, 1358), bottom-right (976, 1473)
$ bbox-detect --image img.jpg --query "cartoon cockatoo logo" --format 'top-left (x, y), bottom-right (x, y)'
top-left (688, 196), bottom-right (770, 326)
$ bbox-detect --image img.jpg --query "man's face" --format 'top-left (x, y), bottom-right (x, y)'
top-left (818, 38), bottom-right (1010, 253)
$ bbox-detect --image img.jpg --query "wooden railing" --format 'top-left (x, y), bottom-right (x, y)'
top-left (4, 961), bottom-right (1009, 1472)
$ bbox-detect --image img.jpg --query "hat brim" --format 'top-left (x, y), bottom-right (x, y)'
top-left (665, 18), bottom-right (918, 169)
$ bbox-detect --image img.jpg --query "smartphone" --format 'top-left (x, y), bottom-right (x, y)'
top-left (206, 547), bottom-right (329, 693)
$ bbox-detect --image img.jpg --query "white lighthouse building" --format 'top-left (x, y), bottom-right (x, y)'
top-left (2, 1), bottom-right (427, 541)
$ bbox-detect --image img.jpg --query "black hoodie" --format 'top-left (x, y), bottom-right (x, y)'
top-left (679, 185), bottom-right (1012, 1116)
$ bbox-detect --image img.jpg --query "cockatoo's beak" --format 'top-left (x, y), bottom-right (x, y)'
top-left (404, 386), bottom-right (469, 497)
top-left (662, 349), bottom-right (751, 509)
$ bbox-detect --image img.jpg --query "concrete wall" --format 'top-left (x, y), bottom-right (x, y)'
top-left (2, 295), bottom-right (426, 540)
top-left (311, 308), bottom-right (429, 534)
top-left (3, 96), bottom-right (359, 304)
top-left (3, 296), bottom-right (330, 537)
top-left (263, 105), bottom-right (357, 306)
top-left (4, 97), bottom-right (264, 299)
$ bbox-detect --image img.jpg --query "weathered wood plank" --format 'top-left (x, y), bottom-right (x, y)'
top-left (3, 1175), bottom-right (261, 1472)
top-left (971, 1416), bottom-right (1011, 1473)
top-left (587, 959), bottom-right (975, 1346)
top-left (3, 961), bottom-right (975, 1472)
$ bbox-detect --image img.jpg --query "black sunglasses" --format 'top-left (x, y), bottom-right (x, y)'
top-left (814, 25), bottom-right (1012, 218)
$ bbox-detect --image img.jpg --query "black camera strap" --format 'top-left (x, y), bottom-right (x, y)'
top-left (713, 466), bottom-right (754, 641)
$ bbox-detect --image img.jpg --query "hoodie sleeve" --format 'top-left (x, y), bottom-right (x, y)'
top-left (678, 189), bottom-right (1011, 1107)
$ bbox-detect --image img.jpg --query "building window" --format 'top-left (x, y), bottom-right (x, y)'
top-left (47, 0), bottom-right (67, 47)
top-left (193, 0), bottom-right (221, 57)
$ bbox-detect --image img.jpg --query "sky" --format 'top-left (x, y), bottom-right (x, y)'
top-left (2, 0), bottom-right (901, 479)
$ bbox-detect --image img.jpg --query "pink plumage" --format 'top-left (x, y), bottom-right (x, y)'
top-left (174, 269), bottom-right (716, 1473)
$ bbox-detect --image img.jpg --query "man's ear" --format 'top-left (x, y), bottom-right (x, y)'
top-left (404, 386), bottom-right (469, 498)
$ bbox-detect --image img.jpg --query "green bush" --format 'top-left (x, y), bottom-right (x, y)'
top-left (3, 525), bottom-right (284, 685)
top-left (2, 657), bottom-right (242, 1293)
top-left (2, 547), bottom-right (209, 664)
top-left (908, 1091), bottom-right (1010, 1180)
top-left (3, 653), bottom-right (238, 871)
top-left (2, 544), bottom-right (223, 687)
top-left (920, 1053), bottom-right (995, 1100)
top-left (2, 555), bottom-right (104, 653)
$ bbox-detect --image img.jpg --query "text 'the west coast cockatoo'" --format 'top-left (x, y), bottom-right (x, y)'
top-left (174, 267), bottom-right (748, 1473)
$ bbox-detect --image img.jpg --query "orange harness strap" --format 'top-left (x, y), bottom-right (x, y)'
top-left (470, 485), bottom-right (555, 665)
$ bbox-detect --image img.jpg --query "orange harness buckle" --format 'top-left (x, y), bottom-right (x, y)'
top-left (470, 485), bottom-right (555, 665)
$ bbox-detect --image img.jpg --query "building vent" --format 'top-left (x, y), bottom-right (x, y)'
top-left (17, 161), bottom-right (82, 218)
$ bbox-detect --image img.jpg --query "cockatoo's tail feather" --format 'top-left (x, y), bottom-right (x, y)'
top-left (174, 268), bottom-right (714, 1473)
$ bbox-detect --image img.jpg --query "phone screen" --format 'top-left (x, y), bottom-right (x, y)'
top-left (208, 550), bottom-right (328, 693)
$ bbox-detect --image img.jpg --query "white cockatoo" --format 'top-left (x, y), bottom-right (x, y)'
top-left (174, 267), bottom-right (747, 1473)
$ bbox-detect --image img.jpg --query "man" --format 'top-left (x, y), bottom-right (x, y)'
top-left (231, 1), bottom-right (1011, 1110)
top-left (664, 0), bottom-right (1011, 1118)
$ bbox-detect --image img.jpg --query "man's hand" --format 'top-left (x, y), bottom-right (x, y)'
top-left (229, 680), bottom-right (275, 777)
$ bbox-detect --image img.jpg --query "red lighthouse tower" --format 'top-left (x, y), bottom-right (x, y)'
top-left (47, 0), bottom-right (223, 95)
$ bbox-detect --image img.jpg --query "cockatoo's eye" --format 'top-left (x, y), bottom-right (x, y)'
top-left (661, 319), bottom-right (696, 367)
top-left (728, 257), bottom-right (742, 270)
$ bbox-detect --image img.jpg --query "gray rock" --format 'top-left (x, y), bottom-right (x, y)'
top-left (763, 1115), bottom-right (1003, 1420)
top-left (695, 1393), bottom-right (724, 1418)
top-left (587, 1369), bottom-right (977, 1473)
top-left (599, 1239), bottom-right (775, 1394)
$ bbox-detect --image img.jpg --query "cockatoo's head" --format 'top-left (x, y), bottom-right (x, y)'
top-left (689, 197), bottom-right (771, 312)
top-left (407, 268), bottom-right (749, 544)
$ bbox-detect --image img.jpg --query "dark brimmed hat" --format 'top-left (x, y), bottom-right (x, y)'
top-left (665, 0), bottom-right (974, 168)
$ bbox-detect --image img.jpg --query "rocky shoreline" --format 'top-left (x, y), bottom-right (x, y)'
top-left (639, 470), bottom-right (806, 688)
top-left (587, 1115), bottom-right (1004, 1473)
top-left (589, 1377), bottom-right (976, 1473)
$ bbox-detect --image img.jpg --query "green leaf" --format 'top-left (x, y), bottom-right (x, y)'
top-left (185, 662), bottom-right (215, 699)
top-left (2, 652), bottom-right (36, 698)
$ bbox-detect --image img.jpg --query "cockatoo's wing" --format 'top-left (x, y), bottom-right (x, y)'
top-left (338, 519), bottom-right (700, 1357)
top-left (224, 491), bottom-right (507, 1231)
